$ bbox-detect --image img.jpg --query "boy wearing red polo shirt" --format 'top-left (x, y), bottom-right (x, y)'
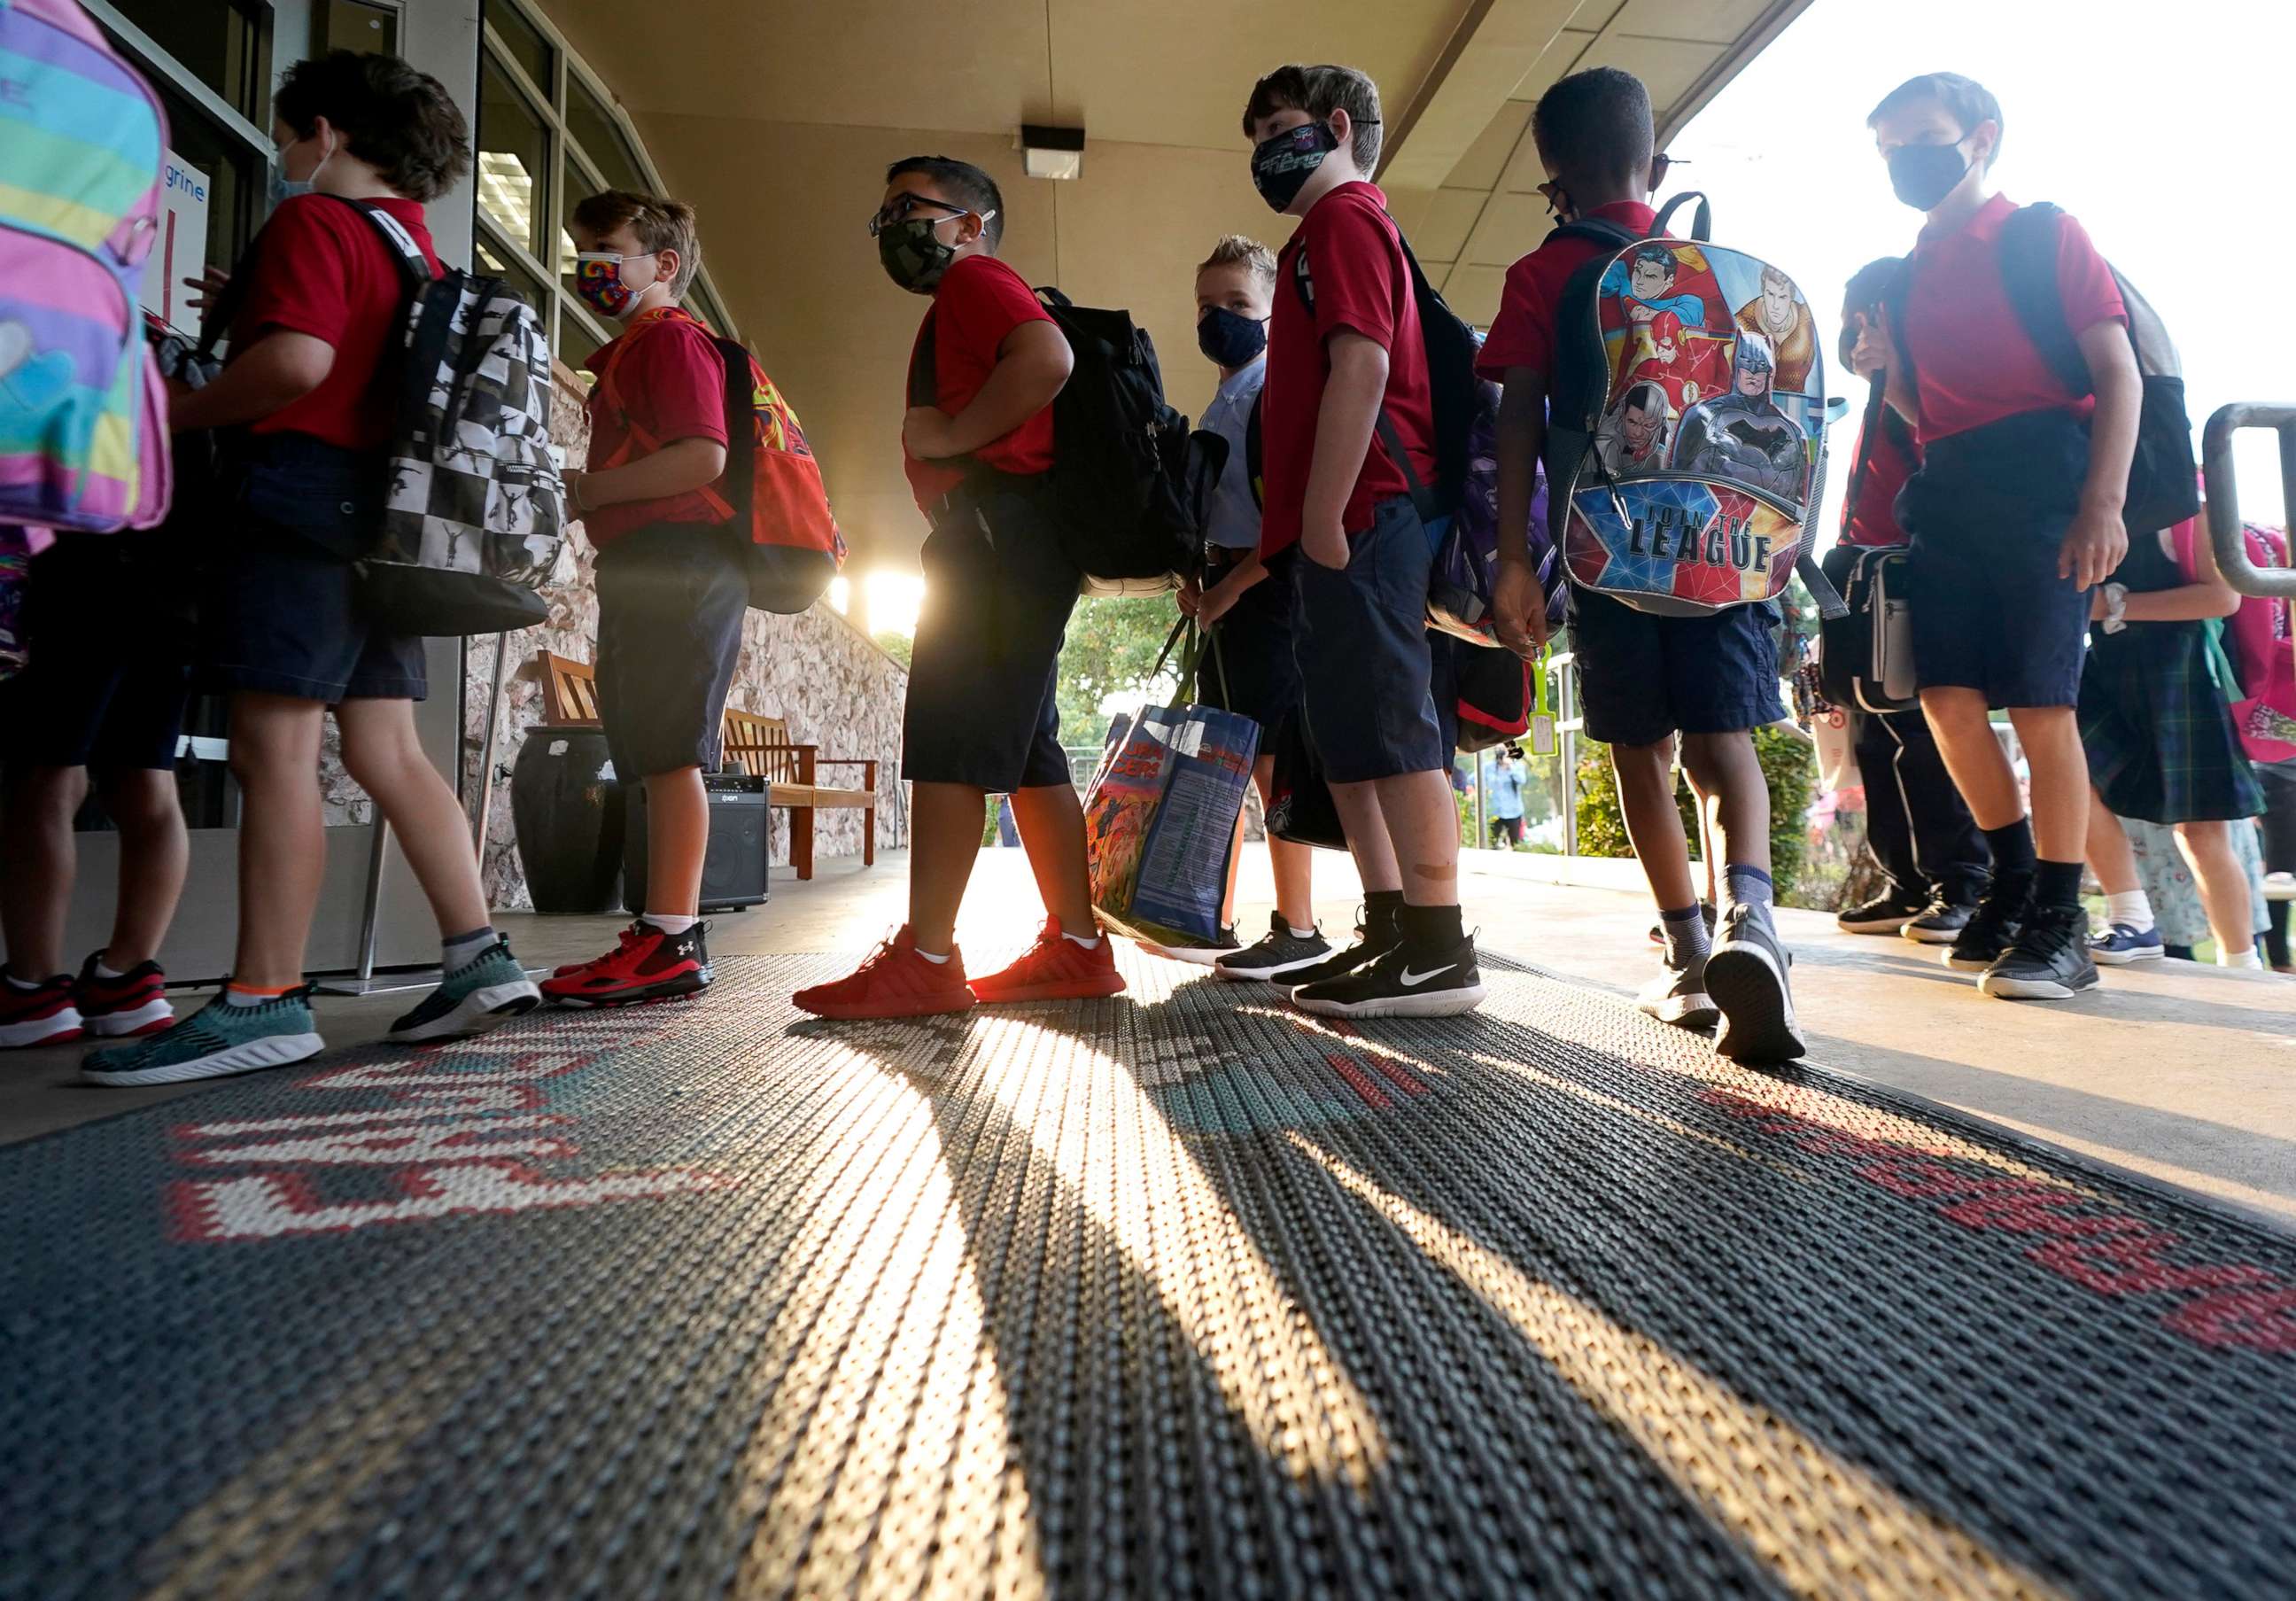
top-left (86, 52), bottom-right (539, 1086)
top-left (1485, 67), bottom-right (1802, 1062)
top-left (795, 156), bottom-right (1119, 1020)
top-left (547, 190), bottom-right (738, 1008)
top-left (1237, 63), bottom-right (1482, 1019)
top-left (1870, 73), bottom-right (2139, 1002)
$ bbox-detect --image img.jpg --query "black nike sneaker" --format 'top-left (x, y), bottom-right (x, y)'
top-left (1214, 913), bottom-right (1335, 983)
top-left (1836, 889), bottom-right (1927, 936)
top-left (1901, 889), bottom-right (1978, 945)
top-left (1277, 905), bottom-right (1400, 988)
top-left (1978, 906), bottom-right (2102, 1000)
top-left (1292, 936), bottom-right (1485, 1019)
top-left (1943, 888), bottom-right (2025, 973)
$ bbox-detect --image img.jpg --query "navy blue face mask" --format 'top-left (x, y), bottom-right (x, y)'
top-left (1197, 306), bottom-right (1267, 368)
top-left (1251, 120), bottom-right (1341, 212)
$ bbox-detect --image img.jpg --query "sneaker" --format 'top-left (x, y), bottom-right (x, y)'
top-left (1147, 925), bottom-right (1241, 968)
top-left (1214, 913), bottom-right (1336, 983)
top-left (1943, 890), bottom-right (2024, 973)
top-left (1292, 936), bottom-right (1485, 1019)
top-left (1704, 903), bottom-right (1807, 1063)
top-left (2261, 871), bottom-right (2295, 904)
top-left (2089, 922), bottom-right (2166, 966)
top-left (969, 918), bottom-right (1127, 1005)
top-left (793, 926), bottom-right (976, 1020)
top-left (389, 940), bottom-right (543, 1043)
top-left (81, 989), bottom-right (324, 1087)
top-left (1636, 956), bottom-right (1718, 1030)
top-left (1837, 890), bottom-right (1926, 936)
top-left (540, 921), bottom-right (711, 1007)
top-left (1901, 892), bottom-right (1976, 945)
top-left (1980, 907), bottom-right (2102, 1000)
top-left (71, 952), bottom-right (174, 1038)
top-left (1647, 900), bottom-right (1719, 948)
top-left (0, 974), bottom-right (82, 1049)
top-left (1281, 906), bottom-right (1401, 987)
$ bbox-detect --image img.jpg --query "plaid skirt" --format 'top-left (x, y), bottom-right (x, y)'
top-left (2080, 625), bottom-right (2265, 824)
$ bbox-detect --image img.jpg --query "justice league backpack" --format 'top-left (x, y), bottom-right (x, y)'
top-left (1541, 193), bottom-right (1840, 619)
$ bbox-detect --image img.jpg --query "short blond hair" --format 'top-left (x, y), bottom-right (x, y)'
top-left (1197, 234), bottom-right (1276, 287)
top-left (571, 189), bottom-right (702, 295)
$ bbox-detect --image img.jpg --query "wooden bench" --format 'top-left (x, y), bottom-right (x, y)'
top-left (536, 650), bottom-right (877, 880)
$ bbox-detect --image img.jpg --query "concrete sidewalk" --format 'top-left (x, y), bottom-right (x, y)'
top-left (5, 846), bottom-right (2289, 1224)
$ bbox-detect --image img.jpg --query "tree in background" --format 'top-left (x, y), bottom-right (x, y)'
top-left (1055, 596), bottom-right (1184, 748)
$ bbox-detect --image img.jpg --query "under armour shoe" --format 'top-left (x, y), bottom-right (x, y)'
top-left (1980, 907), bottom-right (2102, 1000)
top-left (2088, 922), bottom-right (2165, 966)
top-left (0, 974), bottom-right (81, 1049)
top-left (793, 927), bottom-right (977, 1021)
top-left (1901, 891), bottom-right (1977, 945)
top-left (71, 952), bottom-right (174, 1038)
top-left (389, 940), bottom-right (543, 1042)
top-left (1636, 956), bottom-right (1718, 1030)
top-left (1146, 924), bottom-right (1242, 967)
top-left (541, 921), bottom-right (711, 1008)
top-left (968, 918), bottom-right (1127, 1005)
top-left (1280, 905), bottom-right (1401, 988)
top-left (1836, 890), bottom-right (1926, 936)
top-left (1214, 913), bottom-right (1336, 983)
top-left (1292, 935), bottom-right (1485, 1019)
top-left (1704, 903), bottom-right (1807, 1064)
top-left (81, 989), bottom-right (323, 1087)
top-left (1943, 890), bottom-right (2024, 973)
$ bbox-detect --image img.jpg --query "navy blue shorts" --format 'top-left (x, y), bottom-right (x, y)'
top-left (594, 522), bottom-right (750, 781)
top-left (201, 439), bottom-right (424, 703)
top-left (1897, 409), bottom-right (2092, 710)
top-left (1289, 496), bottom-right (1446, 784)
top-left (1198, 550), bottom-right (1299, 740)
top-left (1570, 588), bottom-right (1784, 750)
top-left (0, 534), bottom-right (191, 771)
top-left (902, 478), bottom-right (1080, 792)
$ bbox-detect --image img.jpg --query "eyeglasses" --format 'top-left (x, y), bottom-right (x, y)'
top-left (865, 193), bottom-right (991, 238)
top-left (573, 251), bottom-right (657, 268)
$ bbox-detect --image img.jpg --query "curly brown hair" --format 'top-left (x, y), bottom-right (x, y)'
top-left (274, 51), bottom-right (469, 204)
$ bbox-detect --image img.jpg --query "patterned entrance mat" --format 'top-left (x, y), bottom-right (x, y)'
top-left (4, 952), bottom-right (2291, 1599)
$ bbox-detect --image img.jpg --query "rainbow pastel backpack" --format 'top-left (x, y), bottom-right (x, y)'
top-left (0, 0), bottom-right (171, 532)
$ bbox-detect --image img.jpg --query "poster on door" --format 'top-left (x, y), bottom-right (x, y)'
top-left (137, 155), bottom-right (211, 337)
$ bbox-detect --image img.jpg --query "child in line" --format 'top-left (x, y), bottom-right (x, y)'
top-left (1870, 72), bottom-right (2142, 1001)
top-left (547, 190), bottom-right (743, 1006)
top-left (87, 51), bottom-right (538, 1086)
top-left (1237, 63), bottom-right (1483, 1018)
top-left (796, 156), bottom-right (1120, 1020)
top-left (1485, 66), bottom-right (1803, 1061)
top-left (1175, 234), bottom-right (1333, 983)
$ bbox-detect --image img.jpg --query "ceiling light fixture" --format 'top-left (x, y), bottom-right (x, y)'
top-left (1021, 124), bottom-right (1085, 181)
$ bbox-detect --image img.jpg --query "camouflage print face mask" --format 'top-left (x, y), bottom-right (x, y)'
top-left (877, 216), bottom-right (959, 295)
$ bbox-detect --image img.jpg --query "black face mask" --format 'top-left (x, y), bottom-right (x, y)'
top-left (878, 216), bottom-right (958, 294)
top-left (1251, 120), bottom-right (1340, 213)
top-left (1197, 307), bottom-right (1267, 368)
top-left (1888, 141), bottom-right (1971, 211)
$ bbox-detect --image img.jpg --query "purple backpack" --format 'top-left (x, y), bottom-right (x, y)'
top-left (1425, 355), bottom-right (1563, 647)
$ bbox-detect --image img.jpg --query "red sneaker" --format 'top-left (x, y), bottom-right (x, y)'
top-left (540, 921), bottom-right (711, 1007)
top-left (0, 973), bottom-right (81, 1048)
top-left (73, 952), bottom-right (175, 1038)
top-left (793, 928), bottom-right (976, 1021)
top-left (968, 918), bottom-right (1126, 1005)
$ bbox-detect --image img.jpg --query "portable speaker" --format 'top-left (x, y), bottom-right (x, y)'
top-left (622, 774), bottom-right (770, 914)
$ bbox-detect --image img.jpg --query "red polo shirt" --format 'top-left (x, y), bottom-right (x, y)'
top-left (904, 253), bottom-right (1057, 512)
top-left (1840, 408), bottom-right (1920, 548)
top-left (582, 307), bottom-right (732, 547)
top-left (1260, 180), bottom-right (1437, 557)
top-left (230, 194), bottom-right (439, 452)
top-left (1478, 200), bottom-right (1659, 383)
top-left (1898, 193), bottom-right (2124, 443)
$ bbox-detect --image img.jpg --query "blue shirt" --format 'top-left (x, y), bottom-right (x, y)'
top-left (1198, 355), bottom-right (1266, 552)
top-left (1488, 762), bottom-right (1527, 820)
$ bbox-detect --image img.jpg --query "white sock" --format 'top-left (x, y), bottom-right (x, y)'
top-left (2106, 890), bottom-right (2154, 930)
top-left (440, 927), bottom-right (496, 974)
top-left (2221, 945), bottom-right (2264, 969)
top-left (95, 957), bottom-right (127, 980)
top-left (1288, 923), bottom-right (1318, 940)
top-left (640, 913), bottom-right (698, 937)
top-left (4, 972), bottom-right (41, 992)
top-left (1061, 930), bottom-right (1102, 950)
top-left (913, 946), bottom-right (950, 965)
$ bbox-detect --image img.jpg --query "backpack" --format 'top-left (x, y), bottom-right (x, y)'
top-left (1542, 193), bottom-right (1841, 619)
top-left (331, 198), bottom-right (564, 636)
top-left (596, 308), bottom-right (845, 614)
top-left (0, 0), bottom-right (172, 535)
top-left (1816, 387), bottom-right (1920, 713)
top-left (1452, 643), bottom-right (1533, 753)
top-left (1998, 201), bottom-right (2199, 539)
top-left (913, 287), bottom-right (1192, 595)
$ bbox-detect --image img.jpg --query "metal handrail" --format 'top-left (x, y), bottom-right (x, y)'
top-left (2201, 403), bottom-right (2296, 598)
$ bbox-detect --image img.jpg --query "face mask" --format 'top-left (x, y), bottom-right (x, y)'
top-left (574, 253), bottom-right (657, 320)
top-left (878, 215), bottom-right (962, 295)
top-left (1888, 141), bottom-right (1971, 211)
top-left (1251, 120), bottom-right (1340, 213)
top-left (1197, 306), bottom-right (1267, 368)
top-left (268, 171), bottom-right (314, 211)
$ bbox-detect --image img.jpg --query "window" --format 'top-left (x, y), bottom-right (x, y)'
top-left (98, 0), bottom-right (268, 126)
top-left (477, 0), bottom-right (737, 375)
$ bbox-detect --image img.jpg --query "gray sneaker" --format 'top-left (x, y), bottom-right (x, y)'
top-left (1636, 956), bottom-right (1718, 1030)
top-left (1703, 902), bottom-right (1807, 1064)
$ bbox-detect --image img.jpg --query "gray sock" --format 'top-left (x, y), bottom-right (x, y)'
top-left (1725, 864), bottom-right (1775, 908)
top-left (1659, 904), bottom-right (1711, 969)
top-left (442, 927), bottom-right (496, 975)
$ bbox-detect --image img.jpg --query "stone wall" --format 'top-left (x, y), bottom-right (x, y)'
top-left (462, 361), bottom-right (909, 911)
